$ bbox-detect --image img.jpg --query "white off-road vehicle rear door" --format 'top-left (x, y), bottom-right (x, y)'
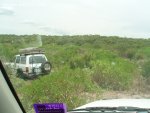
top-left (28, 54), bottom-right (47, 75)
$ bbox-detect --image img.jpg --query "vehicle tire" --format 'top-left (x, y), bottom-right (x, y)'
top-left (41, 62), bottom-right (52, 74)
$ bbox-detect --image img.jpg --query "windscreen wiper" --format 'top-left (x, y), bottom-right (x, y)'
top-left (116, 106), bottom-right (150, 112)
top-left (69, 106), bottom-right (150, 112)
top-left (69, 107), bottom-right (117, 112)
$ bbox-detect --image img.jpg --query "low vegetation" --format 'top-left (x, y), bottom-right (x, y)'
top-left (0, 35), bottom-right (150, 112)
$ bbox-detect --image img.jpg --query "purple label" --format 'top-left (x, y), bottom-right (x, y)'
top-left (33, 103), bottom-right (66, 113)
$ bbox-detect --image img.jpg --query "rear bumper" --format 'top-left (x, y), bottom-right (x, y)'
top-left (22, 71), bottom-right (47, 77)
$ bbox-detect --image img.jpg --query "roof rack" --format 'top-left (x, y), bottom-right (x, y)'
top-left (19, 47), bottom-right (45, 55)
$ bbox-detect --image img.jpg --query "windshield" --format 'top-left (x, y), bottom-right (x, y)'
top-left (0, 1), bottom-right (150, 113)
top-left (29, 56), bottom-right (46, 64)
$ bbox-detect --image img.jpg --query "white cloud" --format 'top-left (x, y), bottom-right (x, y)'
top-left (21, 20), bottom-right (39, 27)
top-left (0, 6), bottom-right (14, 16)
top-left (21, 20), bottom-right (68, 35)
top-left (0, 0), bottom-right (150, 38)
top-left (39, 26), bottom-right (68, 35)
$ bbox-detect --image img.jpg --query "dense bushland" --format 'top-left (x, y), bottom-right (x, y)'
top-left (0, 34), bottom-right (150, 112)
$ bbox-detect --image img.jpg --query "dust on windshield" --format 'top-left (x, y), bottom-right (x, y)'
top-left (0, 35), bottom-right (150, 113)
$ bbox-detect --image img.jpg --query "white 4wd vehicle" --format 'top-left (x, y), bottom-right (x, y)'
top-left (15, 47), bottom-right (51, 78)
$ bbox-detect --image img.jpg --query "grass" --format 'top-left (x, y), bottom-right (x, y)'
top-left (18, 66), bottom-right (100, 111)
top-left (91, 58), bottom-right (136, 90)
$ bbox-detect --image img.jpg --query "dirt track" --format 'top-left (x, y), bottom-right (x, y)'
top-left (99, 78), bottom-right (150, 100)
top-left (82, 82), bottom-right (150, 104)
top-left (101, 90), bottom-right (150, 99)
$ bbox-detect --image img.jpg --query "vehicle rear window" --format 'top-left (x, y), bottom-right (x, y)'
top-left (15, 56), bottom-right (20, 63)
top-left (20, 56), bottom-right (26, 64)
top-left (29, 56), bottom-right (46, 64)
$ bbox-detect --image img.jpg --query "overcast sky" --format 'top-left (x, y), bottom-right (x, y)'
top-left (0, 0), bottom-right (150, 38)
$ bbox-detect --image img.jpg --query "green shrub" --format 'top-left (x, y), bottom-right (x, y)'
top-left (91, 59), bottom-right (136, 90)
top-left (43, 45), bottom-right (80, 68)
top-left (124, 49), bottom-right (136, 60)
top-left (135, 53), bottom-right (145, 60)
top-left (137, 47), bottom-right (150, 59)
top-left (142, 61), bottom-right (150, 78)
top-left (69, 53), bottom-right (92, 69)
top-left (18, 66), bottom-right (99, 111)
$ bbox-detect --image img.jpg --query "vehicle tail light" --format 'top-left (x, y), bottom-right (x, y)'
top-left (26, 67), bottom-right (29, 73)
